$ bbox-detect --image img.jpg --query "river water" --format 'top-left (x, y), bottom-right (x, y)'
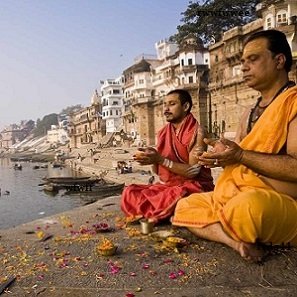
top-left (0, 158), bottom-right (94, 230)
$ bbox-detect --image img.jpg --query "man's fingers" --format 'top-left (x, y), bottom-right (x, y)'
top-left (198, 156), bottom-right (217, 164)
top-left (220, 138), bottom-right (235, 146)
top-left (203, 138), bottom-right (218, 146)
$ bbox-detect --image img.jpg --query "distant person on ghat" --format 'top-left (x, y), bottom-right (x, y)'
top-left (172, 30), bottom-right (297, 262)
top-left (121, 89), bottom-right (214, 223)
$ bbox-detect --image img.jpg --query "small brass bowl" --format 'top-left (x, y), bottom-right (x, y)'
top-left (164, 236), bottom-right (187, 248)
top-left (96, 246), bottom-right (118, 256)
top-left (139, 219), bottom-right (154, 235)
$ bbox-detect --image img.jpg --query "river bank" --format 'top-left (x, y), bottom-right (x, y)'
top-left (7, 143), bottom-right (224, 185)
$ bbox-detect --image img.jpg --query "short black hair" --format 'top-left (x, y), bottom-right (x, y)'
top-left (166, 89), bottom-right (193, 113)
top-left (243, 29), bottom-right (292, 72)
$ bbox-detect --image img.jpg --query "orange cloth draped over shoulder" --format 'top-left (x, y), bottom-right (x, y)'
top-left (172, 86), bottom-right (297, 246)
top-left (121, 113), bottom-right (214, 222)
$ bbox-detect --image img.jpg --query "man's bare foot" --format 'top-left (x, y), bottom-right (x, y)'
top-left (236, 242), bottom-right (264, 263)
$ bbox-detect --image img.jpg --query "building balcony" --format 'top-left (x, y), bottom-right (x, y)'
top-left (176, 65), bottom-right (197, 74)
top-left (132, 96), bottom-right (152, 105)
top-left (102, 114), bottom-right (121, 120)
top-left (134, 83), bottom-right (152, 90)
top-left (223, 27), bottom-right (242, 41)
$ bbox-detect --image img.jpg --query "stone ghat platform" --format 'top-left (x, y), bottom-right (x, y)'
top-left (0, 195), bottom-right (296, 297)
top-left (0, 147), bottom-right (296, 296)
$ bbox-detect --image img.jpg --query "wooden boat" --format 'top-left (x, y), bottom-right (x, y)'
top-left (43, 176), bottom-right (94, 184)
top-left (14, 163), bottom-right (22, 170)
top-left (43, 183), bottom-right (59, 192)
top-left (64, 182), bottom-right (125, 196)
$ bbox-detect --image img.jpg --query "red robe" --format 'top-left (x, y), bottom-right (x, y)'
top-left (121, 113), bottom-right (214, 222)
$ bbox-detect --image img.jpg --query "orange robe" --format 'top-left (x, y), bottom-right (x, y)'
top-left (172, 87), bottom-right (297, 246)
top-left (121, 113), bottom-right (214, 222)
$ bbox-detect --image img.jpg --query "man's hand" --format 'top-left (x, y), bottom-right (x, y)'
top-left (198, 138), bottom-right (244, 168)
top-left (133, 147), bottom-right (163, 165)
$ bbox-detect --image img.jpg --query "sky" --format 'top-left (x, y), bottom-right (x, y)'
top-left (0, 0), bottom-right (192, 130)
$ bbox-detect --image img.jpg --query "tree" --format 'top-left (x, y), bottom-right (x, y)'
top-left (171, 0), bottom-right (259, 46)
top-left (33, 113), bottom-right (59, 137)
top-left (60, 104), bottom-right (83, 116)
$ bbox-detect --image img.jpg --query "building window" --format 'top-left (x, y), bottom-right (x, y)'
top-left (110, 110), bottom-right (113, 116)
top-left (181, 59), bottom-right (184, 66)
top-left (113, 89), bottom-right (120, 94)
top-left (266, 17), bottom-right (272, 28)
top-left (215, 55), bottom-right (218, 62)
top-left (116, 110), bottom-right (118, 115)
top-left (139, 79), bottom-right (144, 84)
top-left (232, 65), bottom-right (241, 77)
top-left (188, 58), bottom-right (193, 65)
top-left (189, 76), bottom-right (193, 83)
top-left (277, 12), bottom-right (287, 24)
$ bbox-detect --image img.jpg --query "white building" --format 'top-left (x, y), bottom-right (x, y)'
top-left (100, 77), bottom-right (124, 133)
top-left (47, 124), bottom-right (69, 145)
top-left (153, 39), bottom-right (179, 97)
top-left (257, 0), bottom-right (297, 53)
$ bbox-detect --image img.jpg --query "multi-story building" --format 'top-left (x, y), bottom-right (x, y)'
top-left (47, 124), bottom-right (69, 145)
top-left (0, 125), bottom-right (24, 149)
top-left (122, 55), bottom-right (161, 145)
top-left (100, 77), bottom-right (124, 133)
top-left (122, 36), bottom-right (210, 146)
top-left (68, 90), bottom-right (103, 148)
top-left (0, 121), bottom-right (34, 149)
top-left (68, 1), bottom-right (296, 148)
top-left (174, 35), bottom-right (210, 130)
top-left (208, 0), bottom-right (297, 137)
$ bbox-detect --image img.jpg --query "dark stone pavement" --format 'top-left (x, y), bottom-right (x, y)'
top-left (1, 195), bottom-right (297, 297)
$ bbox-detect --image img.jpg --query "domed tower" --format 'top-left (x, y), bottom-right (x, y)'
top-left (91, 89), bottom-right (100, 105)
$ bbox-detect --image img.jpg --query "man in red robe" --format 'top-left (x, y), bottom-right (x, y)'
top-left (121, 89), bottom-right (214, 223)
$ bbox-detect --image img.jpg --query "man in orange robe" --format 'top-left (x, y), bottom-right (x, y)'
top-left (172, 30), bottom-right (297, 262)
top-left (121, 89), bottom-right (214, 223)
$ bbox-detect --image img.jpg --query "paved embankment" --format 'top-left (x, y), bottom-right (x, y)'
top-left (1, 147), bottom-right (296, 296)
top-left (1, 195), bottom-right (297, 297)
